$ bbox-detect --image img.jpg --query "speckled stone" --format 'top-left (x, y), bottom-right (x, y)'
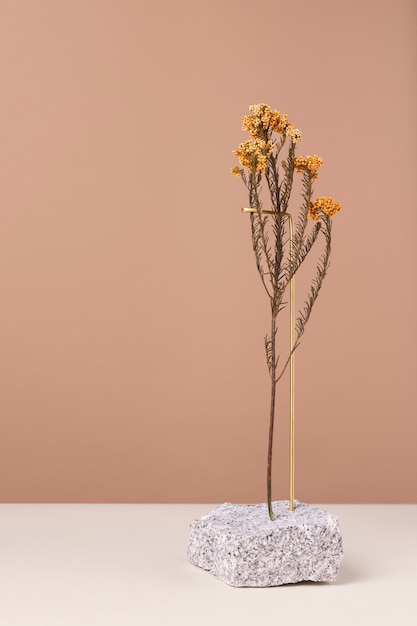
top-left (187, 501), bottom-right (343, 587)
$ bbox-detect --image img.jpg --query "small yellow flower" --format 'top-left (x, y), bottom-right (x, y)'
top-left (231, 165), bottom-right (241, 177)
top-left (271, 112), bottom-right (287, 133)
top-left (242, 114), bottom-right (262, 137)
top-left (309, 196), bottom-right (341, 220)
top-left (285, 126), bottom-right (302, 143)
top-left (232, 138), bottom-right (274, 173)
top-left (242, 103), bottom-right (289, 138)
top-left (294, 155), bottom-right (323, 179)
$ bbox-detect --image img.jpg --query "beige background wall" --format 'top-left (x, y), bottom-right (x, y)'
top-left (0, 0), bottom-right (415, 503)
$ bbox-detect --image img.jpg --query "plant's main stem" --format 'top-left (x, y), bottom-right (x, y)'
top-left (267, 214), bottom-right (296, 520)
top-left (243, 208), bottom-right (297, 520)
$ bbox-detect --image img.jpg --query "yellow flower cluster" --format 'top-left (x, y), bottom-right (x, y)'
top-left (294, 155), bottom-right (324, 179)
top-left (240, 103), bottom-right (302, 144)
top-left (285, 124), bottom-right (302, 143)
top-left (231, 165), bottom-right (241, 177)
top-left (242, 103), bottom-right (288, 137)
top-left (309, 196), bottom-right (341, 220)
top-left (233, 138), bottom-right (274, 173)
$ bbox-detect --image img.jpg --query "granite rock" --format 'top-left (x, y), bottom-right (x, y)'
top-left (187, 501), bottom-right (343, 587)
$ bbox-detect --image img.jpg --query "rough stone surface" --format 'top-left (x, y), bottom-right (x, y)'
top-left (187, 501), bottom-right (343, 587)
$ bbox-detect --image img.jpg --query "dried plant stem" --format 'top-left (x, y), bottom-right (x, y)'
top-left (236, 105), bottom-right (340, 522)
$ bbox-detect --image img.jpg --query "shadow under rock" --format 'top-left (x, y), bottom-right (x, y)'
top-left (332, 558), bottom-right (368, 585)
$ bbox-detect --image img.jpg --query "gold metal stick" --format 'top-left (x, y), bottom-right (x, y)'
top-left (288, 214), bottom-right (295, 513)
top-left (242, 207), bottom-right (296, 512)
top-left (242, 207), bottom-right (277, 215)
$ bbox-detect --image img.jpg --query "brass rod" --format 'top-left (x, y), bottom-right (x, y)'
top-left (242, 207), bottom-right (278, 215)
top-left (288, 214), bottom-right (295, 512)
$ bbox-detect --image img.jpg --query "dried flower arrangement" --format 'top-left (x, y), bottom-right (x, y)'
top-left (232, 103), bottom-right (341, 521)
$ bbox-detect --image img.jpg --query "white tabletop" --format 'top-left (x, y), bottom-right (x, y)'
top-left (0, 504), bottom-right (416, 626)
